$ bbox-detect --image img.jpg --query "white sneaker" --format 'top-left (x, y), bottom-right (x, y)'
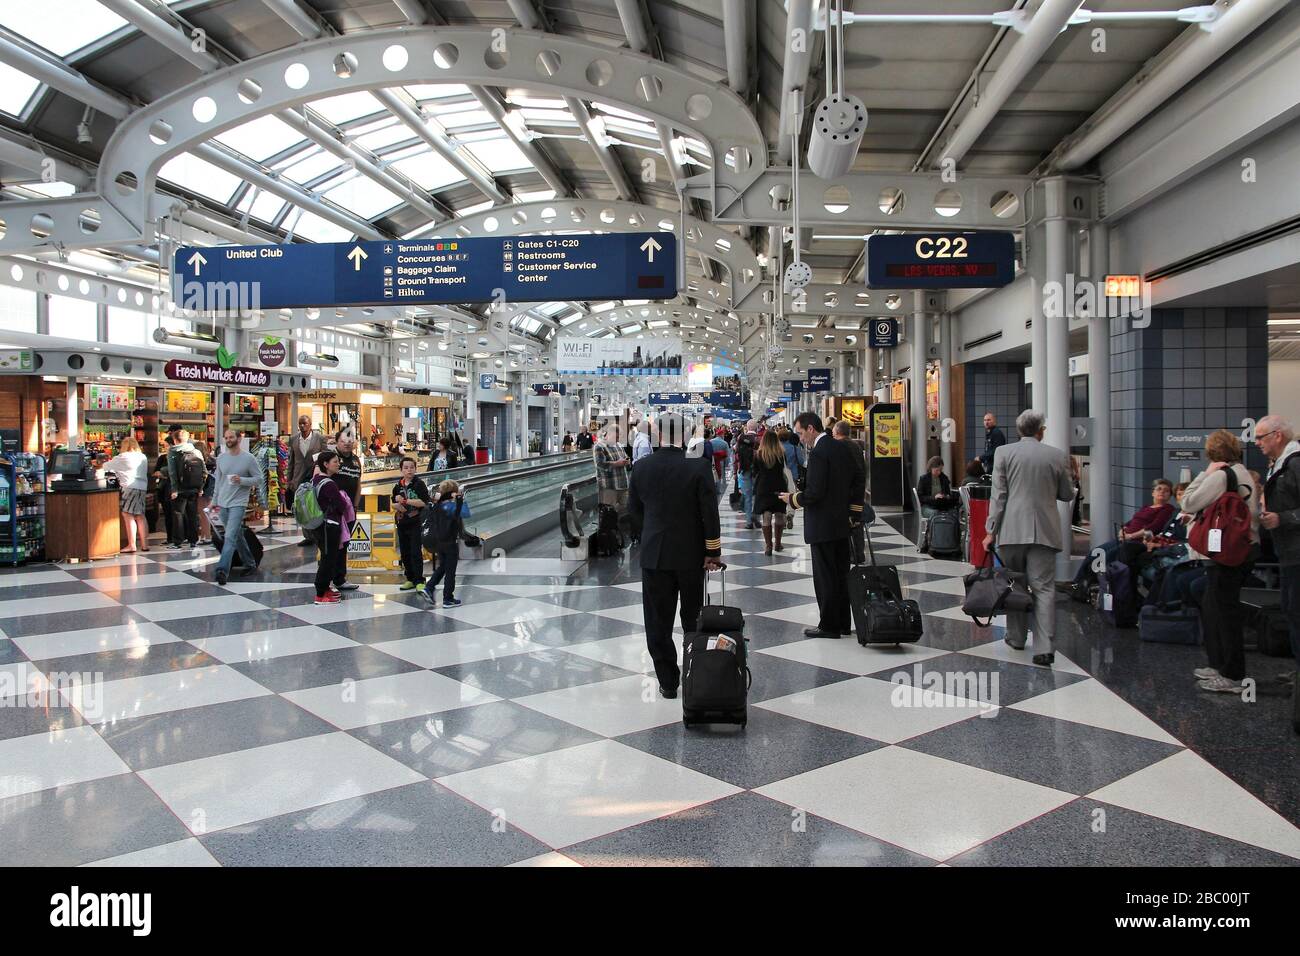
top-left (1193, 667), bottom-right (1219, 680)
top-left (1197, 675), bottom-right (1244, 693)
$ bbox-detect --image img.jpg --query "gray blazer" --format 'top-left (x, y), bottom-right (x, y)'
top-left (986, 436), bottom-right (1076, 551)
top-left (288, 430), bottom-right (327, 489)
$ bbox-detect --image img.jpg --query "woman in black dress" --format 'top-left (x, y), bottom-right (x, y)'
top-left (751, 430), bottom-right (792, 555)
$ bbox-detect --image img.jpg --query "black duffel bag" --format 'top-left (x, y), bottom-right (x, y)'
top-left (961, 549), bottom-right (1034, 627)
top-left (863, 596), bottom-right (925, 645)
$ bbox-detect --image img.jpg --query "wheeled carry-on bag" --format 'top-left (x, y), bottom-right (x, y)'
top-left (1138, 560), bottom-right (1202, 645)
top-left (850, 529), bottom-right (922, 646)
top-left (1096, 560), bottom-right (1139, 628)
top-left (1241, 588), bottom-right (1294, 657)
top-left (209, 523), bottom-right (264, 569)
top-left (683, 566), bottom-right (750, 728)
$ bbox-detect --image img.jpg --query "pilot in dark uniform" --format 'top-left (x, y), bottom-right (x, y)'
top-left (628, 413), bottom-right (723, 697)
top-left (781, 412), bottom-right (867, 637)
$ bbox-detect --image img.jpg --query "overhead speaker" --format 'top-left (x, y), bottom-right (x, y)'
top-left (807, 93), bottom-right (867, 180)
top-left (783, 260), bottom-right (812, 294)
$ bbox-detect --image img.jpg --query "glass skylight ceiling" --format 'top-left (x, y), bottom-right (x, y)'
top-left (0, 3), bottom-right (125, 57)
top-left (0, 2), bottom-right (127, 116)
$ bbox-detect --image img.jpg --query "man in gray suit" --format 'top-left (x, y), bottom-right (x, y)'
top-left (288, 414), bottom-right (327, 546)
top-left (982, 409), bottom-right (1077, 667)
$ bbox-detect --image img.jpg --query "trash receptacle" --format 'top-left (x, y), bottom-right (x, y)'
top-left (966, 484), bottom-right (991, 566)
top-left (475, 445), bottom-right (490, 465)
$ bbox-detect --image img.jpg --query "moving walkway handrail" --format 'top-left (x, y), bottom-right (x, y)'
top-left (559, 474), bottom-right (599, 548)
top-left (456, 457), bottom-right (594, 494)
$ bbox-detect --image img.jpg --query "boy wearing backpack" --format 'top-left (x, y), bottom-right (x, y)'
top-left (1181, 430), bottom-right (1259, 694)
top-left (165, 429), bottom-right (207, 549)
top-left (421, 479), bottom-right (471, 609)
top-left (390, 457), bottom-right (430, 591)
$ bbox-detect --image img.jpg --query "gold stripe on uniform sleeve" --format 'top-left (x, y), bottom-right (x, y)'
top-left (849, 503), bottom-right (863, 512)
top-left (791, 492), bottom-right (801, 510)
top-left (705, 537), bottom-right (722, 549)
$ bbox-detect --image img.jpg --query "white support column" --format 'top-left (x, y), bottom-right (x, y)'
top-left (1044, 178), bottom-right (1074, 579)
top-left (1088, 221), bottom-right (1112, 549)
top-left (939, 312), bottom-right (954, 479)
top-left (911, 291), bottom-right (928, 489)
top-left (66, 377), bottom-right (79, 449)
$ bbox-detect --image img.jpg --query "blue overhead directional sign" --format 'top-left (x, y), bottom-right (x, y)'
top-left (866, 231), bottom-right (1014, 289)
top-left (173, 232), bottom-right (677, 310)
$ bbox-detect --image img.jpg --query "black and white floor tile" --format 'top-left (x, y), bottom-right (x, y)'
top-left (1, 513), bottom-right (1297, 867)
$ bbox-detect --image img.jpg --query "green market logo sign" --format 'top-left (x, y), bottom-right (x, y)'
top-left (256, 337), bottom-right (286, 368)
top-left (216, 346), bottom-right (237, 369)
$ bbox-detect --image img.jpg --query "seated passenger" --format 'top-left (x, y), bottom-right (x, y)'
top-left (918, 457), bottom-right (958, 517)
top-left (1070, 478), bottom-right (1176, 601)
top-left (960, 458), bottom-right (986, 487)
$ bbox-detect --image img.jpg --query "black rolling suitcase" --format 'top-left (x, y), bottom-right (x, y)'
top-left (209, 523), bottom-right (264, 568)
top-left (849, 529), bottom-right (922, 645)
top-left (683, 567), bottom-right (750, 728)
top-left (1241, 588), bottom-right (1294, 657)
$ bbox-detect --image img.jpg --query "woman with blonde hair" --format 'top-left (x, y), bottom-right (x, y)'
top-left (101, 436), bottom-right (150, 552)
top-left (1181, 428), bottom-right (1260, 694)
top-left (751, 429), bottom-right (793, 555)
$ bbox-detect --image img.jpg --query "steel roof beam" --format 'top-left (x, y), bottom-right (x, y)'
top-left (776, 0), bottom-right (816, 164)
top-left (259, 0), bottom-right (327, 41)
top-left (276, 108), bottom-right (450, 222)
top-left (936, 0), bottom-right (1084, 169)
top-left (0, 131), bottom-right (92, 188)
top-left (721, 0), bottom-right (751, 96)
top-left (704, 168), bottom-right (1034, 230)
top-left (1051, 0), bottom-right (1293, 171)
top-left (97, 0), bottom-right (221, 73)
top-left (0, 29), bottom-right (133, 119)
top-left (394, 0), bottom-right (573, 196)
top-left (370, 88), bottom-right (509, 205)
top-left (193, 142), bottom-right (383, 239)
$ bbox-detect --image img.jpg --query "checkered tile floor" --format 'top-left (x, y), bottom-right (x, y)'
top-left (2, 513), bottom-right (1297, 867)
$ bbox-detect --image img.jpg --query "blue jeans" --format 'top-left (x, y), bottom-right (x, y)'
top-left (739, 474), bottom-right (754, 523)
top-left (217, 505), bottom-right (256, 575)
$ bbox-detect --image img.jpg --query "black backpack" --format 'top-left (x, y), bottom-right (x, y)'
top-left (735, 434), bottom-right (756, 474)
top-left (176, 450), bottom-right (205, 492)
top-left (422, 499), bottom-right (463, 551)
top-left (592, 504), bottom-right (624, 556)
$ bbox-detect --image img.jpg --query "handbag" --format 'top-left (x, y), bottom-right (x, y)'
top-left (961, 548), bottom-right (1034, 627)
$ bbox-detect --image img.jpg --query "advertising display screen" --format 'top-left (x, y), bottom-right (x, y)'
top-left (165, 389), bottom-right (211, 413)
top-left (686, 361), bottom-right (713, 390)
top-left (873, 411), bottom-right (902, 458)
top-left (556, 336), bottom-right (682, 375)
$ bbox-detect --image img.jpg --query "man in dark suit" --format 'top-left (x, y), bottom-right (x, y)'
top-left (833, 420), bottom-right (873, 559)
top-left (781, 412), bottom-right (864, 638)
top-left (629, 413), bottom-right (724, 697)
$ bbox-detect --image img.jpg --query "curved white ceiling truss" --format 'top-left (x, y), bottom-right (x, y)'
top-left (0, 27), bottom-right (766, 259)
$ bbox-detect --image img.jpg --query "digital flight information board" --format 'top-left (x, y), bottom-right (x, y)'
top-left (866, 232), bottom-right (1015, 290)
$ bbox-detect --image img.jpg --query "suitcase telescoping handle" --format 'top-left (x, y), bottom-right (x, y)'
top-left (703, 562), bottom-right (728, 606)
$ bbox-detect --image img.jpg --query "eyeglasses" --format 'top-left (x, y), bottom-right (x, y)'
top-left (1256, 430), bottom-right (1278, 441)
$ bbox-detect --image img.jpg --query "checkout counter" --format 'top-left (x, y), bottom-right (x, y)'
top-left (46, 449), bottom-right (120, 562)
